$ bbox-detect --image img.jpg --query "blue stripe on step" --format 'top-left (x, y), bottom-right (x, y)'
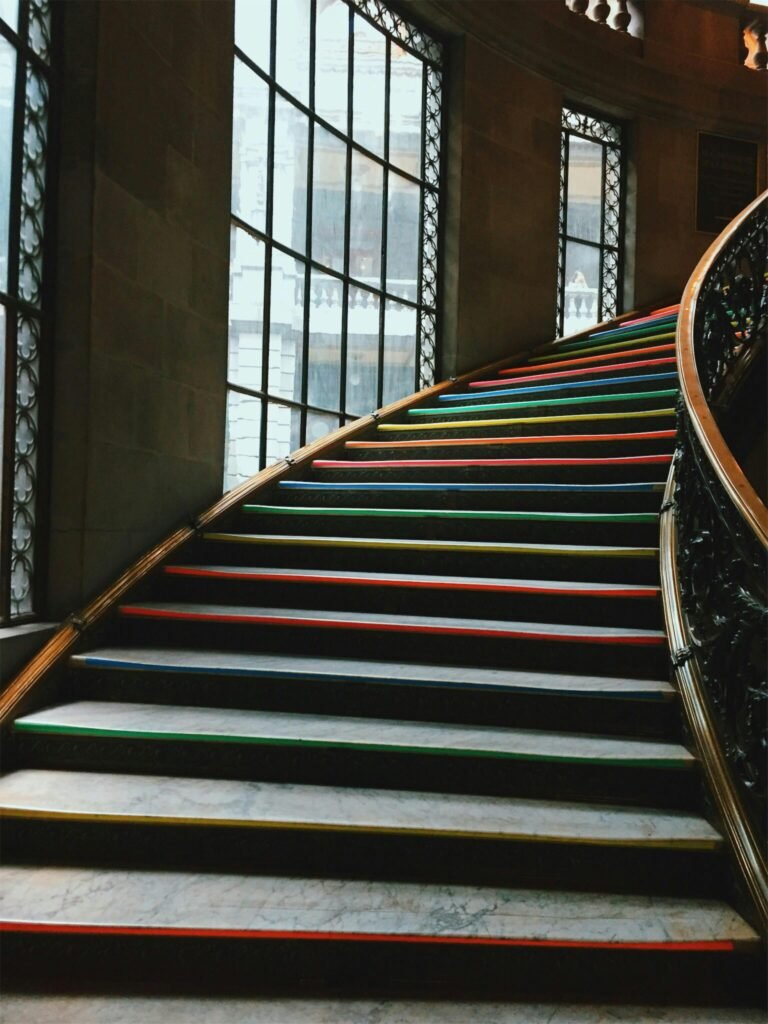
top-left (77, 655), bottom-right (666, 700)
top-left (279, 480), bottom-right (667, 493)
top-left (439, 371), bottom-right (679, 402)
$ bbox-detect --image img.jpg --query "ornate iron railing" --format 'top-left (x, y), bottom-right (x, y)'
top-left (664, 190), bottom-right (767, 927)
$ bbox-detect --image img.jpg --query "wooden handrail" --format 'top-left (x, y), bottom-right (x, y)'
top-left (677, 188), bottom-right (768, 548)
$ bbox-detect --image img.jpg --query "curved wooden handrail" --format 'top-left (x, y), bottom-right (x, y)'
top-left (677, 188), bottom-right (768, 547)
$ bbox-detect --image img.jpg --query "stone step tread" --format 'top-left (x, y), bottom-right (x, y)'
top-left (473, 355), bottom-right (677, 387)
top-left (203, 532), bottom-right (659, 559)
top-left (118, 603), bottom-right (667, 644)
top-left (163, 564), bottom-right (661, 597)
top-left (441, 370), bottom-right (679, 403)
top-left (312, 455), bottom-right (674, 469)
top-left (407, 388), bottom-right (679, 418)
top-left (69, 647), bottom-right (675, 698)
top-left (0, 864), bottom-right (754, 945)
top-left (14, 701), bottom-right (693, 766)
top-left (239, 504), bottom-right (660, 523)
top-left (0, 770), bottom-right (720, 846)
top-left (0, 996), bottom-right (763, 1024)
top-left (347, 430), bottom-right (676, 450)
top-left (277, 480), bottom-right (667, 492)
top-left (377, 408), bottom-right (676, 433)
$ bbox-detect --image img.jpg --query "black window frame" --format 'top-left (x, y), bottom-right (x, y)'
top-left (227, 0), bottom-right (445, 478)
top-left (556, 104), bottom-right (626, 339)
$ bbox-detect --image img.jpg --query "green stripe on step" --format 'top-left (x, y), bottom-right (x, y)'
top-left (11, 722), bottom-right (687, 768)
top-left (409, 388), bottom-right (679, 417)
top-left (241, 505), bottom-right (657, 524)
top-left (532, 334), bottom-right (676, 363)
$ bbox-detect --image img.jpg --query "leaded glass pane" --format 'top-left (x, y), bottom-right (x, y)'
top-left (228, 227), bottom-right (266, 392)
top-left (383, 299), bottom-right (416, 405)
top-left (308, 270), bottom-right (342, 410)
top-left (346, 284), bottom-right (380, 415)
top-left (235, 0), bottom-right (271, 72)
top-left (272, 95), bottom-right (309, 253)
top-left (0, 0), bottom-right (19, 32)
top-left (387, 171), bottom-right (419, 301)
top-left (315, 0), bottom-right (349, 131)
top-left (266, 401), bottom-right (302, 463)
top-left (269, 249), bottom-right (304, 402)
top-left (276, 0), bottom-right (311, 106)
top-left (232, 60), bottom-right (269, 233)
top-left (306, 409), bottom-right (340, 445)
top-left (224, 390), bottom-right (262, 489)
top-left (566, 136), bottom-right (603, 244)
top-left (312, 125), bottom-right (346, 273)
top-left (0, 37), bottom-right (15, 293)
top-left (389, 45), bottom-right (422, 176)
top-left (352, 11), bottom-right (386, 158)
top-left (350, 149), bottom-right (383, 283)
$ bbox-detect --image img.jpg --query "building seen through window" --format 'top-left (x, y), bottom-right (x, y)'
top-left (226, 0), bottom-right (443, 485)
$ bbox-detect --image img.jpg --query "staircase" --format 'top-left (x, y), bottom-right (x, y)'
top-left (1, 306), bottom-right (764, 1018)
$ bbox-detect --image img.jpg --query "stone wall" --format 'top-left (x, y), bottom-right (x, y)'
top-left (47, 0), bottom-right (233, 615)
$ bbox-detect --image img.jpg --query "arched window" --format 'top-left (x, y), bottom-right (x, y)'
top-left (0, 0), bottom-right (53, 622)
top-left (226, 0), bottom-right (443, 484)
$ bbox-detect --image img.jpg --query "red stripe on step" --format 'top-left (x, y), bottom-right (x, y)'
top-left (119, 607), bottom-right (665, 645)
top-left (162, 567), bottom-right (658, 599)
top-left (0, 923), bottom-right (733, 951)
top-left (471, 357), bottom-right (677, 388)
top-left (348, 431), bottom-right (677, 450)
top-left (499, 344), bottom-right (676, 376)
top-left (620, 305), bottom-right (680, 328)
top-left (313, 456), bottom-right (674, 469)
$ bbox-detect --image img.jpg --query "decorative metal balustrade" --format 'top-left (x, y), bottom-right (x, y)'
top-left (667, 193), bottom-right (767, 920)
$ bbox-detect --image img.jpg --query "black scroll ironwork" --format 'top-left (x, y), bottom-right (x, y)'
top-left (674, 196), bottom-right (768, 832)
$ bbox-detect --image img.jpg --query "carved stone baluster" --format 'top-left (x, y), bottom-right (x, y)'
top-left (744, 17), bottom-right (768, 72)
top-left (612, 0), bottom-right (631, 33)
top-left (591, 0), bottom-right (611, 26)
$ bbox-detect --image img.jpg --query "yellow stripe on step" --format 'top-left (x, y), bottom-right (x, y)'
top-left (377, 408), bottom-right (677, 433)
top-left (203, 532), bottom-right (658, 559)
top-left (0, 809), bottom-right (720, 850)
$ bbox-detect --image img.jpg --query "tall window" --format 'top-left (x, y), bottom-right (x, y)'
top-left (0, 0), bottom-right (53, 622)
top-left (557, 106), bottom-right (624, 338)
top-left (226, 0), bottom-right (443, 485)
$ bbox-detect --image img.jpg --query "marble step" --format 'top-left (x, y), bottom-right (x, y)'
top-left (376, 407), bottom-right (676, 440)
top-left (472, 355), bottom-right (677, 388)
top-left (3, 995), bottom-right (765, 1024)
top-left (0, 770), bottom-right (723, 890)
top-left (346, 428), bottom-right (677, 450)
top-left (527, 332), bottom-right (678, 367)
top-left (232, 503), bottom-right (662, 547)
top-left (497, 342), bottom-right (676, 377)
top-left (312, 455), bottom-right (674, 472)
top-left (275, 478), bottom-right (668, 514)
top-left (406, 388), bottom-right (679, 421)
top-left (12, 701), bottom-right (696, 806)
top-left (439, 370), bottom-right (679, 405)
top-left (159, 565), bottom-right (664, 628)
top-left (14, 701), bottom-right (689, 767)
top-left (66, 645), bottom-right (677, 736)
top-left (547, 326), bottom-right (677, 355)
top-left (197, 531), bottom-right (662, 586)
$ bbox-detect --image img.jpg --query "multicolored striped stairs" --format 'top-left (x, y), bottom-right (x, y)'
top-left (1, 306), bottom-right (764, 1013)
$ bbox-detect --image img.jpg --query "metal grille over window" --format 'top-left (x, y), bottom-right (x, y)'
top-left (226, 0), bottom-right (444, 486)
top-left (556, 106), bottom-right (624, 339)
top-left (0, 0), bottom-right (53, 623)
